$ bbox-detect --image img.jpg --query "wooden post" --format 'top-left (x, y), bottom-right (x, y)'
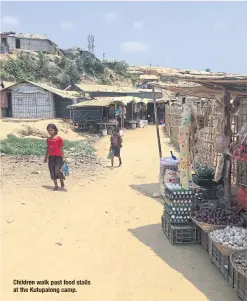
top-left (152, 86), bottom-right (162, 159)
top-left (223, 89), bottom-right (232, 207)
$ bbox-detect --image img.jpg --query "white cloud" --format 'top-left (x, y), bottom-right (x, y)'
top-left (134, 21), bottom-right (145, 29)
top-left (120, 41), bottom-right (148, 53)
top-left (2, 16), bottom-right (19, 26)
top-left (104, 12), bottom-right (118, 20)
top-left (60, 21), bottom-right (74, 29)
top-left (213, 22), bottom-right (225, 30)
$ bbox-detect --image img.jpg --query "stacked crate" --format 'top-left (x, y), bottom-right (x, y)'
top-left (161, 184), bottom-right (200, 245)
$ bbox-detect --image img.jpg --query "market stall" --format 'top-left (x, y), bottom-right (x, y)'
top-left (67, 95), bottom-right (150, 134)
top-left (155, 74), bottom-right (247, 301)
top-left (67, 97), bottom-right (125, 134)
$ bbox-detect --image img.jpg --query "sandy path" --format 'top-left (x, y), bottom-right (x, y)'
top-left (1, 126), bottom-right (239, 301)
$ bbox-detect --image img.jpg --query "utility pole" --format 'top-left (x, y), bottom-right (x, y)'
top-left (87, 34), bottom-right (95, 54)
top-left (103, 53), bottom-right (105, 61)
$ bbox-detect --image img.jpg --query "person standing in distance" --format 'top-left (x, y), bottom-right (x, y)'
top-left (109, 128), bottom-right (123, 167)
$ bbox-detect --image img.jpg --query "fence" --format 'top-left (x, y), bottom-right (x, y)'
top-left (164, 103), bottom-right (182, 149)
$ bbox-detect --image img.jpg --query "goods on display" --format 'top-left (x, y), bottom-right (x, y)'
top-left (164, 183), bottom-right (194, 200)
top-left (159, 156), bottom-right (179, 196)
top-left (231, 250), bottom-right (247, 276)
top-left (163, 183), bottom-right (196, 225)
top-left (193, 207), bottom-right (242, 225)
top-left (210, 227), bottom-right (247, 250)
top-left (192, 165), bottom-right (217, 189)
top-left (164, 200), bottom-right (191, 225)
top-left (164, 169), bottom-right (179, 184)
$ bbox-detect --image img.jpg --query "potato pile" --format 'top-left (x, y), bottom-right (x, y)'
top-left (232, 251), bottom-right (247, 276)
top-left (193, 207), bottom-right (242, 225)
top-left (211, 226), bottom-right (247, 250)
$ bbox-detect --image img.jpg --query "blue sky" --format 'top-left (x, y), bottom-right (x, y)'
top-left (1, 1), bottom-right (247, 74)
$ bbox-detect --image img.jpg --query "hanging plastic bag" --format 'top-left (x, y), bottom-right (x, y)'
top-left (64, 163), bottom-right (69, 176)
top-left (107, 151), bottom-right (113, 160)
top-left (61, 162), bottom-right (69, 176)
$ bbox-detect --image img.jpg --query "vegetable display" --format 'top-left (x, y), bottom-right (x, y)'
top-left (193, 207), bottom-right (242, 225)
top-left (210, 226), bottom-right (247, 250)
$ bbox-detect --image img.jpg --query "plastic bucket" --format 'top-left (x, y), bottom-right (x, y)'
top-left (131, 123), bottom-right (137, 129)
top-left (102, 129), bottom-right (107, 136)
top-left (159, 157), bottom-right (179, 185)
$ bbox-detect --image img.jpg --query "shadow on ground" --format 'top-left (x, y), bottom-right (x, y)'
top-left (129, 223), bottom-right (236, 301)
top-left (130, 183), bottom-right (163, 205)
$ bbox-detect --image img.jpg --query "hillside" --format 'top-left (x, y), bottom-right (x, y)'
top-left (0, 49), bottom-right (135, 89)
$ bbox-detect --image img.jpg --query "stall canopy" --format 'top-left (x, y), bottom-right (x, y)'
top-left (152, 74), bottom-right (247, 99)
top-left (67, 96), bottom-right (167, 109)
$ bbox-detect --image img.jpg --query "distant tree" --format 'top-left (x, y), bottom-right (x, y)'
top-left (205, 68), bottom-right (211, 72)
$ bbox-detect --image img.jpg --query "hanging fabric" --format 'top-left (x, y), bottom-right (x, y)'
top-left (179, 101), bottom-right (193, 190)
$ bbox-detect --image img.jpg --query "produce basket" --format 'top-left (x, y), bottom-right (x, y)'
top-left (209, 231), bottom-right (246, 257)
top-left (230, 250), bottom-right (247, 301)
top-left (191, 217), bottom-right (243, 233)
top-left (191, 217), bottom-right (227, 233)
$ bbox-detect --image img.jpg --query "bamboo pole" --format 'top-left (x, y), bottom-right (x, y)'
top-left (152, 86), bottom-right (162, 159)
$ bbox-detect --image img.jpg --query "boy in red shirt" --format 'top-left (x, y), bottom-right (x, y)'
top-left (44, 124), bottom-right (66, 190)
top-left (110, 128), bottom-right (123, 167)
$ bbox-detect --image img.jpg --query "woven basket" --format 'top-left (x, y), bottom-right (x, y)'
top-left (191, 217), bottom-right (243, 233)
top-left (209, 231), bottom-right (247, 257)
top-left (230, 250), bottom-right (247, 278)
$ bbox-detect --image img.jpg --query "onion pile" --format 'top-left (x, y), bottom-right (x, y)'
top-left (193, 207), bottom-right (242, 225)
top-left (211, 227), bottom-right (247, 249)
top-left (232, 252), bottom-right (247, 276)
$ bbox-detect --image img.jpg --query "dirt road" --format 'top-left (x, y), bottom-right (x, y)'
top-left (1, 126), bottom-right (239, 301)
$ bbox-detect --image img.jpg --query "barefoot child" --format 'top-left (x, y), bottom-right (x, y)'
top-left (44, 124), bottom-right (66, 190)
top-left (110, 128), bottom-right (122, 167)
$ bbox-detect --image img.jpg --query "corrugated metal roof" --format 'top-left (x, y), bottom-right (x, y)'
top-left (73, 84), bottom-right (141, 93)
top-left (69, 97), bottom-right (118, 108)
top-left (0, 81), bottom-right (15, 90)
top-left (8, 33), bottom-right (47, 40)
top-left (0, 81), bottom-right (80, 99)
top-left (28, 82), bottom-right (80, 99)
top-left (68, 96), bottom-right (167, 109)
top-left (69, 96), bottom-right (140, 108)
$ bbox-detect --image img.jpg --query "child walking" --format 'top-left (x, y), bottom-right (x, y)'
top-left (44, 124), bottom-right (66, 190)
top-left (110, 128), bottom-right (123, 167)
